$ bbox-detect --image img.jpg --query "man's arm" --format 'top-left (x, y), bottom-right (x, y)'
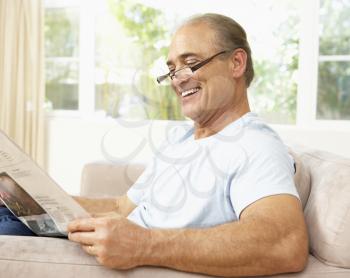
top-left (68, 194), bottom-right (308, 277)
top-left (145, 194), bottom-right (308, 277)
top-left (73, 195), bottom-right (136, 217)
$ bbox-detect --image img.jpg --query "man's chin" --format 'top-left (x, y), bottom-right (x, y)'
top-left (182, 109), bottom-right (200, 122)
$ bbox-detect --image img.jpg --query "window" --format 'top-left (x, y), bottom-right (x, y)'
top-left (44, 0), bottom-right (350, 125)
top-left (317, 0), bottom-right (350, 120)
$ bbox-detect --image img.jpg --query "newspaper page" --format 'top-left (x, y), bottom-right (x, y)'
top-left (0, 130), bottom-right (90, 237)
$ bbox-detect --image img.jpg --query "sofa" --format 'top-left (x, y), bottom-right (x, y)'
top-left (0, 145), bottom-right (350, 278)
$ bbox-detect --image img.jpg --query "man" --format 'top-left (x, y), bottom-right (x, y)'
top-left (68, 13), bottom-right (308, 277)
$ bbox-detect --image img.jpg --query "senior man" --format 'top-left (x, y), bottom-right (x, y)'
top-left (68, 13), bottom-right (308, 277)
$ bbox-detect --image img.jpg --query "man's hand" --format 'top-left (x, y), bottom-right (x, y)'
top-left (67, 215), bottom-right (150, 269)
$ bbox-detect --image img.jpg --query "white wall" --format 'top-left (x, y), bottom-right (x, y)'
top-left (272, 124), bottom-right (350, 157)
top-left (46, 117), bottom-right (350, 195)
top-left (47, 117), bottom-right (170, 194)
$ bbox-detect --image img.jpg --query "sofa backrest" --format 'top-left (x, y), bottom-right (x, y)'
top-left (80, 161), bottom-right (145, 197)
top-left (291, 146), bottom-right (350, 269)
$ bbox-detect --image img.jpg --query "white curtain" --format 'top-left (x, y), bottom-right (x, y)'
top-left (0, 0), bottom-right (45, 167)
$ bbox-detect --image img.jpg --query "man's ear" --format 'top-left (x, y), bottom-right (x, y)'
top-left (230, 49), bottom-right (247, 79)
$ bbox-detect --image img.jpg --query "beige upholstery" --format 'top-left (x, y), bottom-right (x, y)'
top-left (0, 235), bottom-right (349, 278)
top-left (295, 148), bottom-right (350, 268)
top-left (80, 161), bottom-right (145, 198)
top-left (1, 145), bottom-right (350, 277)
top-left (289, 149), bottom-right (311, 209)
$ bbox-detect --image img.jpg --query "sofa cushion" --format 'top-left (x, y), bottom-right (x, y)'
top-left (2, 236), bottom-right (350, 278)
top-left (0, 235), bottom-right (207, 278)
top-left (293, 147), bottom-right (350, 268)
top-left (289, 150), bottom-right (311, 209)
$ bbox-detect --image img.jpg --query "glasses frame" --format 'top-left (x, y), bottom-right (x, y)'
top-left (157, 50), bottom-right (229, 84)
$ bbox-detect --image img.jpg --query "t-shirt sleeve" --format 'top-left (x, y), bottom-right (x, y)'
top-left (127, 158), bottom-right (156, 205)
top-left (229, 138), bottom-right (299, 219)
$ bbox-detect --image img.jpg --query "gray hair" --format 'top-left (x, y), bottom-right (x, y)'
top-left (181, 13), bottom-right (254, 87)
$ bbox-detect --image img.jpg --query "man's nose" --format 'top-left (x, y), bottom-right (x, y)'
top-left (172, 77), bottom-right (188, 93)
top-left (172, 73), bottom-right (193, 90)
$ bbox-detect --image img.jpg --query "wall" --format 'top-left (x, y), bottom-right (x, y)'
top-left (47, 117), bottom-right (350, 195)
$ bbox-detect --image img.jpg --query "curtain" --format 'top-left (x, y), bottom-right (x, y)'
top-left (0, 0), bottom-right (45, 167)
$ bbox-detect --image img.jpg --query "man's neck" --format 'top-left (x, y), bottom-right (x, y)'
top-left (193, 98), bottom-right (250, 140)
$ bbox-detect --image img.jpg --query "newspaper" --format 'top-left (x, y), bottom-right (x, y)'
top-left (0, 130), bottom-right (90, 237)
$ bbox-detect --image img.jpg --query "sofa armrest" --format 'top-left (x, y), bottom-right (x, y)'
top-left (80, 162), bottom-right (145, 197)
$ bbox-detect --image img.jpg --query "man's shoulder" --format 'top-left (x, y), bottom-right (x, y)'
top-left (209, 113), bottom-right (287, 158)
top-left (240, 116), bottom-right (288, 156)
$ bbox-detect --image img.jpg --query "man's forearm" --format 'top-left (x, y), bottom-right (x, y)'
top-left (142, 218), bottom-right (307, 277)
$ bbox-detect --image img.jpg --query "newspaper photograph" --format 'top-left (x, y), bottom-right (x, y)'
top-left (0, 130), bottom-right (90, 237)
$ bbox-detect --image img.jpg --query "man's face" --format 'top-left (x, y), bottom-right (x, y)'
top-left (167, 22), bottom-right (237, 124)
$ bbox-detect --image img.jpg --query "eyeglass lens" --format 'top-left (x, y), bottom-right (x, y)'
top-left (172, 67), bottom-right (193, 80)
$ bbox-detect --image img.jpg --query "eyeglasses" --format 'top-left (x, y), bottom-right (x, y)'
top-left (157, 50), bottom-right (228, 84)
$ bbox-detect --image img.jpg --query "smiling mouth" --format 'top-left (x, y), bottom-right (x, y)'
top-left (181, 87), bottom-right (201, 98)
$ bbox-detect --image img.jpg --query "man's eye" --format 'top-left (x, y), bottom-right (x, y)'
top-left (186, 61), bottom-right (198, 66)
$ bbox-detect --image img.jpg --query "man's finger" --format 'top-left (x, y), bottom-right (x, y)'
top-left (82, 244), bottom-right (98, 256)
top-left (67, 218), bottom-right (96, 232)
top-left (68, 231), bottom-right (96, 245)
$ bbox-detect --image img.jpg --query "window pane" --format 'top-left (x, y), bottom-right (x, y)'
top-left (45, 7), bottom-right (79, 110)
top-left (319, 0), bottom-right (350, 56)
top-left (317, 61), bottom-right (350, 120)
top-left (317, 0), bottom-right (350, 120)
top-left (46, 59), bottom-right (79, 110)
top-left (94, 0), bottom-right (183, 120)
top-left (45, 8), bottom-right (79, 57)
top-left (94, 4), bottom-right (142, 118)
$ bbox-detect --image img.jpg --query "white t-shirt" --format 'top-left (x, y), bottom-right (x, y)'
top-left (127, 112), bottom-right (299, 229)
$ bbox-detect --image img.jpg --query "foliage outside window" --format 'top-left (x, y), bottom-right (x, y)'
top-left (95, 0), bottom-right (183, 120)
top-left (317, 0), bottom-right (350, 120)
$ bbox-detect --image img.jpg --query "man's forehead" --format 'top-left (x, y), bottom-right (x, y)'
top-left (166, 23), bottom-right (217, 65)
